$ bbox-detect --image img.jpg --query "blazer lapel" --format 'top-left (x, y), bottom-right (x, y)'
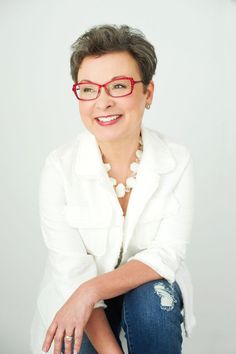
top-left (123, 125), bottom-right (176, 251)
top-left (75, 130), bottom-right (106, 179)
top-left (74, 129), bottom-right (119, 209)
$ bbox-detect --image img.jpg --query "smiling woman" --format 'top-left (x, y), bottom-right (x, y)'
top-left (75, 50), bottom-right (154, 145)
top-left (30, 24), bottom-right (195, 354)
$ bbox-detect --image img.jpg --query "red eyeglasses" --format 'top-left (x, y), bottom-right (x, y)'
top-left (72, 76), bottom-right (143, 101)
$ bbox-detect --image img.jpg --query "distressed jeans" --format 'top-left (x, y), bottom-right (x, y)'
top-left (62, 279), bottom-right (184, 354)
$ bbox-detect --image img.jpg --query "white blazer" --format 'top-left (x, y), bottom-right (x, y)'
top-left (30, 125), bottom-right (196, 353)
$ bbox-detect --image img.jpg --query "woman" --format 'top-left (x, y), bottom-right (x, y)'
top-left (31, 25), bottom-right (195, 354)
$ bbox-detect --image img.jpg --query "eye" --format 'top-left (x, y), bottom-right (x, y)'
top-left (112, 83), bottom-right (127, 89)
top-left (78, 84), bottom-right (98, 95)
top-left (82, 87), bottom-right (95, 92)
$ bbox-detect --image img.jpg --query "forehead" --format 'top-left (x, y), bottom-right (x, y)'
top-left (77, 51), bottom-right (141, 82)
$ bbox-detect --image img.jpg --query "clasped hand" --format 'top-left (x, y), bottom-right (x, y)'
top-left (42, 285), bottom-right (95, 354)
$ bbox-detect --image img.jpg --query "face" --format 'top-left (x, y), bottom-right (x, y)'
top-left (76, 51), bottom-right (154, 143)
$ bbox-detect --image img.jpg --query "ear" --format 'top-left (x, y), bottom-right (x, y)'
top-left (145, 80), bottom-right (155, 105)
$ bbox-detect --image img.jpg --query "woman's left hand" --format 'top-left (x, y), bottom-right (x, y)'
top-left (42, 284), bottom-right (97, 354)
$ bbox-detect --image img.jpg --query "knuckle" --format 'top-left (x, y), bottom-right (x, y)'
top-left (74, 345), bottom-right (81, 354)
top-left (74, 336), bottom-right (82, 351)
top-left (47, 328), bottom-right (54, 337)
top-left (44, 337), bottom-right (50, 344)
top-left (74, 334), bottom-right (82, 341)
top-left (54, 336), bottom-right (62, 343)
top-left (54, 350), bottom-right (61, 354)
top-left (64, 341), bottom-right (72, 347)
top-left (74, 344), bottom-right (81, 352)
top-left (53, 344), bottom-right (62, 354)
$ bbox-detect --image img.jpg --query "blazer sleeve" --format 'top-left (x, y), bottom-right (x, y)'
top-left (127, 151), bottom-right (194, 284)
top-left (39, 151), bottom-right (106, 309)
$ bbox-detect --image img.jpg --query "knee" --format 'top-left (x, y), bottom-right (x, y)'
top-left (121, 280), bottom-right (184, 353)
top-left (123, 279), bottom-right (183, 329)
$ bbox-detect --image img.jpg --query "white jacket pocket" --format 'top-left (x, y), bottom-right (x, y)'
top-left (64, 204), bottom-right (111, 256)
top-left (134, 194), bottom-right (180, 249)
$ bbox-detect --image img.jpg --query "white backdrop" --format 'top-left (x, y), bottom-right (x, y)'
top-left (1, 1), bottom-right (235, 353)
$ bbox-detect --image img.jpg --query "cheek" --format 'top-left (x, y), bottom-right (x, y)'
top-left (126, 95), bottom-right (146, 115)
top-left (79, 103), bottom-right (91, 119)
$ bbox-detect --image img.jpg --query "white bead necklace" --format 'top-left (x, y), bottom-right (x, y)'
top-left (102, 136), bottom-right (143, 198)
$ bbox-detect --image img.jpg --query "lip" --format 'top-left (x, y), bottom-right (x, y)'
top-left (94, 114), bottom-right (122, 119)
top-left (95, 114), bottom-right (123, 126)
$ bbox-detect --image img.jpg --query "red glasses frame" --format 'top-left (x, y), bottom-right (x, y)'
top-left (72, 76), bottom-right (143, 101)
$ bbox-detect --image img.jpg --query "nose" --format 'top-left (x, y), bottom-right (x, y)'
top-left (95, 86), bottom-right (114, 110)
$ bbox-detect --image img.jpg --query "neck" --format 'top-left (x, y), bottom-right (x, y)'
top-left (97, 131), bottom-right (142, 170)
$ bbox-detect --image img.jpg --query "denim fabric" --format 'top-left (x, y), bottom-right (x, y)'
top-left (62, 279), bottom-right (184, 354)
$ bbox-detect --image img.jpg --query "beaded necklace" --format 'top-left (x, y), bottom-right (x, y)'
top-left (101, 135), bottom-right (143, 198)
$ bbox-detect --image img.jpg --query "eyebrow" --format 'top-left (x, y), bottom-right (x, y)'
top-left (111, 75), bottom-right (128, 80)
top-left (78, 75), bottom-right (128, 83)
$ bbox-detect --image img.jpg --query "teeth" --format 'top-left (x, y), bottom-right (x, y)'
top-left (97, 115), bottom-right (120, 122)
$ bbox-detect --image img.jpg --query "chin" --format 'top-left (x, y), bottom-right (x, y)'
top-left (94, 130), bottom-right (126, 143)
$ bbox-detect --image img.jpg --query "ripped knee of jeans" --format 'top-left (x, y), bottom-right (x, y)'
top-left (153, 281), bottom-right (177, 311)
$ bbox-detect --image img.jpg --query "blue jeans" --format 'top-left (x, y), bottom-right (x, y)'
top-left (63, 279), bottom-right (184, 354)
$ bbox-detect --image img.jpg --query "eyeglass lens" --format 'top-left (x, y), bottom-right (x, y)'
top-left (76, 78), bottom-right (132, 100)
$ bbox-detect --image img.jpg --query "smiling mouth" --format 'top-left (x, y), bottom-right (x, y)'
top-left (95, 114), bottom-right (122, 122)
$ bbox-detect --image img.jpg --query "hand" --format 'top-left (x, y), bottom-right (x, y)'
top-left (42, 285), bottom-right (97, 354)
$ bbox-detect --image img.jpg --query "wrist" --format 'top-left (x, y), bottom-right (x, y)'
top-left (79, 279), bottom-right (101, 306)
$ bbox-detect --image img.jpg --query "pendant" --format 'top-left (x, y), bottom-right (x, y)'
top-left (130, 162), bottom-right (139, 173)
top-left (126, 176), bottom-right (136, 188)
top-left (115, 183), bottom-right (126, 198)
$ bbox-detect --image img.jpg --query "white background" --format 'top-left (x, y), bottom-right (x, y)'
top-left (0, 1), bottom-right (236, 353)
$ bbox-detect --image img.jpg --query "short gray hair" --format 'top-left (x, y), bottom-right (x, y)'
top-left (70, 24), bottom-right (157, 87)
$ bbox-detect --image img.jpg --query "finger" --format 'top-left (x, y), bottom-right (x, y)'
top-left (73, 328), bottom-right (83, 354)
top-left (64, 328), bottom-right (74, 354)
top-left (42, 322), bottom-right (57, 352)
top-left (53, 327), bottom-right (65, 354)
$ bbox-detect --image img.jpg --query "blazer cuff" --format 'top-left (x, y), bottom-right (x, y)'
top-left (127, 251), bottom-right (176, 284)
top-left (93, 300), bottom-right (107, 309)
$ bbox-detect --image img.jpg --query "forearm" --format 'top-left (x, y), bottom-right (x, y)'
top-left (84, 260), bottom-right (162, 303)
top-left (85, 307), bottom-right (123, 354)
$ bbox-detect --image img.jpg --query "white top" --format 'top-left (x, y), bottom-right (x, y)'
top-left (30, 125), bottom-right (196, 353)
